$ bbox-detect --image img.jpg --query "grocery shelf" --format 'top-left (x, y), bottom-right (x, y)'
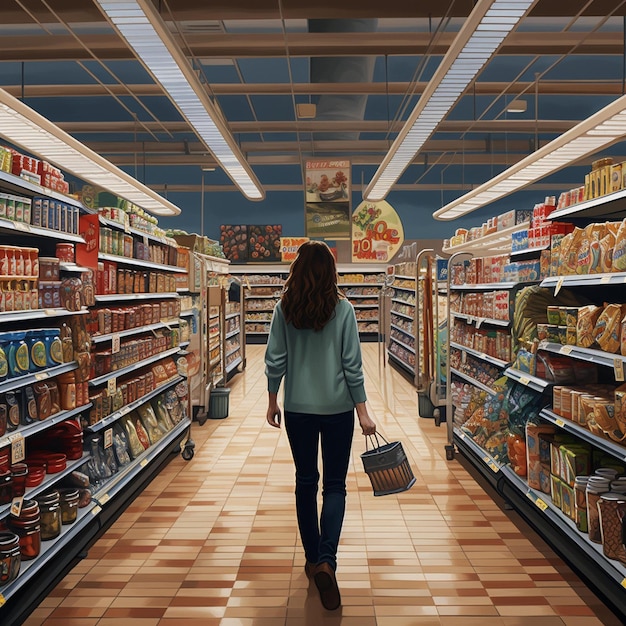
top-left (390, 335), bottom-right (415, 354)
top-left (537, 341), bottom-right (625, 369)
top-left (0, 169), bottom-right (88, 210)
top-left (450, 281), bottom-right (520, 291)
top-left (353, 303), bottom-right (378, 309)
top-left (450, 341), bottom-right (509, 368)
top-left (99, 216), bottom-right (174, 246)
top-left (0, 453), bottom-right (90, 519)
top-left (443, 222), bottom-right (529, 255)
top-left (88, 347), bottom-right (181, 386)
top-left (387, 352), bottom-right (415, 376)
top-left (0, 361), bottom-right (77, 395)
top-left (91, 321), bottom-right (180, 344)
top-left (0, 501), bottom-right (98, 602)
top-left (549, 187), bottom-right (626, 221)
top-left (226, 356), bottom-right (243, 373)
top-left (93, 418), bottom-right (190, 505)
top-left (0, 307), bottom-right (88, 323)
top-left (59, 262), bottom-right (91, 273)
top-left (453, 427), bottom-right (503, 474)
top-left (98, 253), bottom-right (187, 273)
top-left (390, 322), bottom-right (413, 335)
top-left (539, 408), bottom-right (626, 464)
top-left (394, 275), bottom-right (415, 281)
top-left (541, 272), bottom-right (626, 289)
top-left (451, 311), bottom-right (510, 327)
top-left (225, 328), bottom-right (241, 340)
top-left (87, 376), bottom-right (183, 434)
top-left (225, 312), bottom-right (240, 320)
top-left (0, 403), bottom-right (91, 448)
top-left (94, 292), bottom-right (179, 302)
top-left (450, 367), bottom-right (497, 396)
top-left (391, 297), bottom-right (415, 306)
top-left (390, 308), bottom-right (414, 321)
top-left (504, 367), bottom-right (552, 392)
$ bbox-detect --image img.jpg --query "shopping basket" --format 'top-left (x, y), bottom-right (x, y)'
top-left (360, 433), bottom-right (416, 496)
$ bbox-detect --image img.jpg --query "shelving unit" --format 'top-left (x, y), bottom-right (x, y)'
top-left (0, 165), bottom-right (192, 624)
top-left (442, 195), bottom-right (626, 619)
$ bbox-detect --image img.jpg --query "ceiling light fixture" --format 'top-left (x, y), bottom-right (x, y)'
top-left (0, 87), bottom-right (181, 216)
top-left (94, 0), bottom-right (264, 201)
top-left (434, 93), bottom-right (626, 220)
top-left (363, 0), bottom-right (537, 202)
top-left (506, 98), bottom-right (527, 113)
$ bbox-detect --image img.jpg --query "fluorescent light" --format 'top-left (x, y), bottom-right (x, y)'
top-left (0, 88), bottom-right (181, 216)
top-left (434, 93), bottom-right (626, 220)
top-left (94, 0), bottom-right (264, 201)
top-left (363, 0), bottom-right (536, 202)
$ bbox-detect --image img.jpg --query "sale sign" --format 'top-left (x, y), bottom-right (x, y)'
top-left (351, 200), bottom-right (404, 262)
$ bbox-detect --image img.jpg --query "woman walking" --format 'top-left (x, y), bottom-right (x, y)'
top-left (264, 241), bottom-right (376, 611)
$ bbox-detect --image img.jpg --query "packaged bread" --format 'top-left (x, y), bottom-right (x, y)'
top-left (593, 398), bottom-right (626, 442)
top-left (612, 218), bottom-right (626, 271)
top-left (576, 304), bottom-right (602, 347)
top-left (594, 303), bottom-right (623, 353)
top-left (576, 235), bottom-right (590, 275)
top-left (599, 230), bottom-right (616, 272)
top-left (565, 228), bottom-right (584, 275)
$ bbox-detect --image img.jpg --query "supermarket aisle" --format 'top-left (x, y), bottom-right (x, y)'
top-left (26, 344), bottom-right (621, 626)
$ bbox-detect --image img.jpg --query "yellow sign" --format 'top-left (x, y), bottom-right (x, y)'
top-left (352, 200), bottom-right (404, 263)
top-left (280, 237), bottom-right (309, 262)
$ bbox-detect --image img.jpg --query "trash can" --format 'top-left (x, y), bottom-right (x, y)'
top-left (208, 387), bottom-right (230, 419)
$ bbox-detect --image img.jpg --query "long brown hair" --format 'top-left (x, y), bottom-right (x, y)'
top-left (281, 241), bottom-right (343, 331)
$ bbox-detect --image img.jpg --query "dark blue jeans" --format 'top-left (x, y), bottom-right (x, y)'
top-left (284, 410), bottom-right (354, 571)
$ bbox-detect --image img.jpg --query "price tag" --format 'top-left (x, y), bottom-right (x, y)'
top-left (99, 493), bottom-right (110, 505)
top-left (615, 359), bottom-right (625, 382)
top-left (519, 376), bottom-right (530, 386)
top-left (104, 428), bottom-right (113, 449)
top-left (143, 235), bottom-right (149, 248)
top-left (107, 377), bottom-right (116, 395)
top-left (476, 318), bottom-right (484, 329)
top-left (556, 419), bottom-right (565, 427)
top-left (554, 277), bottom-right (564, 296)
top-left (601, 274), bottom-right (612, 284)
top-left (9, 433), bottom-right (25, 464)
top-left (461, 350), bottom-right (467, 364)
top-left (111, 333), bottom-right (120, 354)
top-left (140, 458), bottom-right (148, 468)
top-left (488, 461), bottom-right (499, 473)
top-left (560, 345), bottom-right (573, 355)
top-left (44, 308), bottom-right (57, 316)
top-left (10, 497), bottom-right (23, 517)
top-left (35, 371), bottom-right (49, 381)
top-left (0, 594), bottom-right (5, 607)
top-left (535, 498), bottom-right (548, 511)
top-left (92, 505), bottom-right (102, 516)
top-left (14, 222), bottom-right (30, 232)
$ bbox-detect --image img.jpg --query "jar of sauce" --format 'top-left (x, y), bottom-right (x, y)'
top-left (36, 491), bottom-right (61, 540)
top-left (0, 532), bottom-right (20, 585)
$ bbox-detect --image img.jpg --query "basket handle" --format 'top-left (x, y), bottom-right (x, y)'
top-left (365, 432), bottom-right (389, 451)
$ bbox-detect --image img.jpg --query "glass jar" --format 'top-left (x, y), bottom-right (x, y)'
top-left (36, 491), bottom-right (61, 540)
top-left (0, 532), bottom-right (20, 585)
top-left (574, 476), bottom-right (589, 533)
top-left (587, 476), bottom-right (611, 543)
top-left (7, 500), bottom-right (41, 561)
top-left (58, 488), bottom-right (79, 525)
top-left (10, 463), bottom-right (28, 497)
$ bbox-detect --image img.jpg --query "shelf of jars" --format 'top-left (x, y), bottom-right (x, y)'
top-left (86, 375), bottom-right (183, 434)
top-left (0, 403), bottom-right (91, 448)
top-left (0, 452), bottom-right (90, 519)
top-left (88, 347), bottom-right (180, 387)
top-left (0, 500), bottom-right (99, 603)
top-left (499, 464), bottom-right (626, 585)
top-left (91, 417), bottom-right (190, 505)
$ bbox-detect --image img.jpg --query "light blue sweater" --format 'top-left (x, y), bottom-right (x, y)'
top-left (265, 299), bottom-right (367, 414)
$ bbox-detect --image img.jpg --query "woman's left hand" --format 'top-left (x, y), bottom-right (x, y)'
top-left (266, 402), bottom-right (282, 428)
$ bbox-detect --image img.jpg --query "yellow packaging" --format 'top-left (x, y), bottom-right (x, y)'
top-left (614, 383), bottom-right (626, 433)
top-left (551, 474), bottom-right (563, 509)
top-left (559, 444), bottom-right (591, 487)
top-left (611, 164), bottom-right (623, 192)
top-left (561, 483), bottom-right (575, 519)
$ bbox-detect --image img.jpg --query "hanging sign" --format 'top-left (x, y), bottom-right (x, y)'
top-left (305, 160), bottom-right (350, 203)
top-left (351, 200), bottom-right (404, 262)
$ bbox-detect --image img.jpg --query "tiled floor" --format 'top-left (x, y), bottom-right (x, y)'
top-left (26, 344), bottom-right (622, 626)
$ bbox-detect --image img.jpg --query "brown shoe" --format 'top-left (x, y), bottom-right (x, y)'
top-left (304, 561), bottom-right (316, 579)
top-left (313, 562), bottom-right (341, 610)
